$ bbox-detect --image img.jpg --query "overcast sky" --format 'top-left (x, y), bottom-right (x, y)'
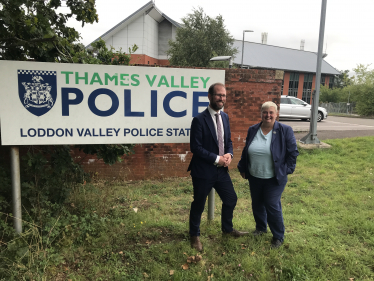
top-left (66, 0), bottom-right (374, 75)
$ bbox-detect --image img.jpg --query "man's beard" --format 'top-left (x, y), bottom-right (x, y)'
top-left (210, 101), bottom-right (224, 111)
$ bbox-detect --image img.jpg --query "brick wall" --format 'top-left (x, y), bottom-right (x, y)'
top-left (129, 54), bottom-right (170, 66)
top-left (75, 143), bottom-right (192, 180)
top-left (0, 68), bottom-right (282, 181)
top-left (224, 69), bottom-right (281, 169)
top-left (297, 74), bottom-right (304, 100)
top-left (75, 68), bottom-right (282, 180)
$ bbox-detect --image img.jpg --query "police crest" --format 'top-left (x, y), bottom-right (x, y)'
top-left (18, 69), bottom-right (57, 116)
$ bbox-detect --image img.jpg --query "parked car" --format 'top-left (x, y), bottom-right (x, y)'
top-left (279, 95), bottom-right (328, 122)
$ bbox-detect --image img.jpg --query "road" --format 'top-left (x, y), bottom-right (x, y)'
top-left (280, 116), bottom-right (374, 141)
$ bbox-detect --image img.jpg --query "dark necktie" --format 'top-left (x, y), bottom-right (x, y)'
top-left (215, 113), bottom-right (224, 156)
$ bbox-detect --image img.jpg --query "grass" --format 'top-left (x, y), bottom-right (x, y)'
top-left (328, 112), bottom-right (374, 119)
top-left (1, 136), bottom-right (374, 280)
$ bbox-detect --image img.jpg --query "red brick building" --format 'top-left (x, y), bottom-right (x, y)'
top-left (233, 40), bottom-right (340, 104)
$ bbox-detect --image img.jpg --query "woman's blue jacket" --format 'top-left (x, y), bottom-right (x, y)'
top-left (237, 121), bottom-right (299, 184)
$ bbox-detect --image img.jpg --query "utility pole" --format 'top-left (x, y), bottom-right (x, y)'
top-left (300, 0), bottom-right (327, 144)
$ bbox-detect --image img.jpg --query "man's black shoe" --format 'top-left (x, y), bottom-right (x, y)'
top-left (190, 236), bottom-right (203, 251)
top-left (223, 229), bottom-right (249, 238)
top-left (252, 229), bottom-right (266, 236)
top-left (271, 238), bottom-right (283, 249)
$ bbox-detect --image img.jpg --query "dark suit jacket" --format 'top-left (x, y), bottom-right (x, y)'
top-left (188, 108), bottom-right (233, 179)
top-left (237, 121), bottom-right (299, 184)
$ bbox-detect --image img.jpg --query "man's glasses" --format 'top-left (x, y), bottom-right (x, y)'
top-left (213, 94), bottom-right (226, 99)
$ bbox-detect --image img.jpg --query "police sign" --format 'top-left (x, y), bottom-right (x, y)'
top-left (0, 61), bottom-right (225, 145)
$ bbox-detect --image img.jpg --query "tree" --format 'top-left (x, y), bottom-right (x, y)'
top-left (0, 1), bottom-right (139, 208)
top-left (167, 7), bottom-right (237, 67)
top-left (319, 85), bottom-right (341, 103)
top-left (321, 64), bottom-right (374, 116)
top-left (0, 0), bottom-right (98, 61)
top-left (58, 37), bottom-right (139, 66)
top-left (352, 64), bottom-right (374, 85)
top-left (334, 69), bottom-right (353, 88)
top-left (0, 1), bottom-right (139, 165)
top-left (352, 64), bottom-right (374, 116)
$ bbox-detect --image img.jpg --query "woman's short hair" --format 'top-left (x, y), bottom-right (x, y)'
top-left (261, 101), bottom-right (278, 113)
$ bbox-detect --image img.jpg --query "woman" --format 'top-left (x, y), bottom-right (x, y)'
top-left (237, 101), bottom-right (299, 248)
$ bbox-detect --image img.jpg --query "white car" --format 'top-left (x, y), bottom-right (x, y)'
top-left (279, 95), bottom-right (328, 122)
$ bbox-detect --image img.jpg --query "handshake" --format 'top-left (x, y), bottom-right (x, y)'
top-left (218, 153), bottom-right (232, 167)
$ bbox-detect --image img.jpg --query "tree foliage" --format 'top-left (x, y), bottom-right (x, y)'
top-left (0, 1), bottom-right (139, 213)
top-left (352, 84), bottom-right (374, 116)
top-left (320, 70), bottom-right (353, 103)
top-left (167, 7), bottom-right (237, 67)
top-left (0, 1), bottom-right (138, 166)
top-left (352, 64), bottom-right (374, 85)
top-left (319, 85), bottom-right (343, 103)
top-left (352, 64), bottom-right (374, 116)
top-left (58, 37), bottom-right (139, 65)
top-left (333, 69), bottom-right (353, 88)
top-left (320, 64), bottom-right (374, 116)
top-left (0, 0), bottom-right (98, 61)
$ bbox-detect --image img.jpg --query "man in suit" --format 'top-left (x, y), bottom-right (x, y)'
top-left (187, 83), bottom-right (249, 252)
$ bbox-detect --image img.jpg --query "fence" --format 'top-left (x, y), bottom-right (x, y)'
top-left (320, 102), bottom-right (356, 115)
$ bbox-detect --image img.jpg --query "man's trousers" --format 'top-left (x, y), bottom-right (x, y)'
top-left (189, 167), bottom-right (237, 236)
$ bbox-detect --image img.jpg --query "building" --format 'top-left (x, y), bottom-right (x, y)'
top-left (233, 40), bottom-right (340, 103)
top-left (87, 1), bottom-right (181, 66)
top-left (88, 2), bottom-right (340, 104)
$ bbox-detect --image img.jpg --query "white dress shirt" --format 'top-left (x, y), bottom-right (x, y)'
top-left (207, 106), bottom-right (224, 165)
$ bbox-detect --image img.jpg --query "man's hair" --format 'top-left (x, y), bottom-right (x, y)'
top-left (208, 83), bottom-right (226, 96)
top-left (261, 101), bottom-right (278, 113)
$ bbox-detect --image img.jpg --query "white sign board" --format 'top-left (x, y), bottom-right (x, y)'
top-left (0, 61), bottom-right (225, 145)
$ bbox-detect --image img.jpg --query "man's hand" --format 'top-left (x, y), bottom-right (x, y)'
top-left (218, 156), bottom-right (226, 166)
top-left (240, 172), bottom-right (246, 179)
top-left (217, 154), bottom-right (232, 167)
top-left (223, 153), bottom-right (232, 167)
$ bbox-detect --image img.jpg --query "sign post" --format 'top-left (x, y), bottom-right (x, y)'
top-left (10, 146), bottom-right (22, 234)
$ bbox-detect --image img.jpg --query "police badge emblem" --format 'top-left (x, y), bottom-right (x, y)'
top-left (18, 69), bottom-right (57, 116)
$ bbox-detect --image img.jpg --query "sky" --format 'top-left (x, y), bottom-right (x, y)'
top-left (64, 0), bottom-right (374, 75)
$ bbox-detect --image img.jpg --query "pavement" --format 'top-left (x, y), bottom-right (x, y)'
top-left (280, 116), bottom-right (374, 141)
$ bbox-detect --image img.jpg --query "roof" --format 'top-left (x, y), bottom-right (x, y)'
top-left (233, 40), bottom-right (340, 75)
top-left (86, 1), bottom-right (181, 48)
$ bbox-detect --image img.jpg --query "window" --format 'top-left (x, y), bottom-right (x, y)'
top-left (321, 75), bottom-right (326, 86)
top-left (290, 98), bottom-right (306, 105)
top-left (280, 97), bottom-right (290, 104)
top-left (329, 76), bottom-right (334, 89)
top-left (288, 72), bottom-right (299, 97)
top-left (302, 73), bottom-right (313, 104)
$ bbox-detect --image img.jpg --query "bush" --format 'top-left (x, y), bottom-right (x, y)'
top-left (354, 84), bottom-right (374, 116)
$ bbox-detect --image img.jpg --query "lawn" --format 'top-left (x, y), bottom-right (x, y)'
top-left (1, 136), bottom-right (374, 280)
